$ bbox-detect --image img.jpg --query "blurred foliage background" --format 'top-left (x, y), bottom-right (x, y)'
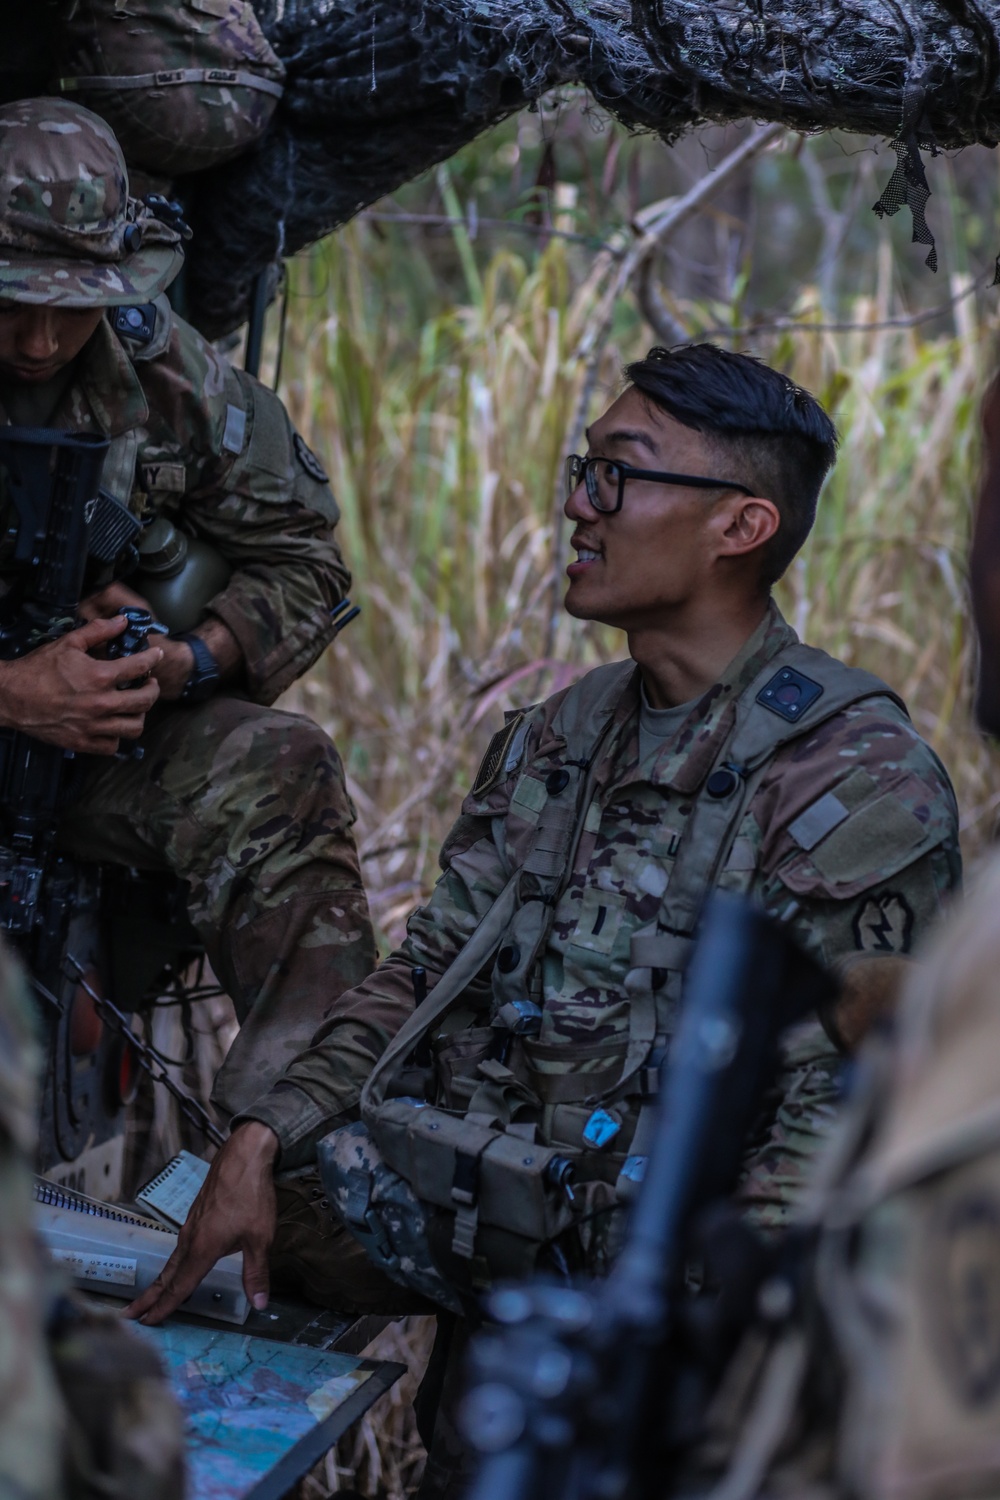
top-left (156, 102), bottom-right (1000, 1500)
top-left (263, 98), bottom-right (1000, 958)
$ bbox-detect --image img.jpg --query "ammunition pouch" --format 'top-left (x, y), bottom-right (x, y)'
top-left (320, 1114), bottom-right (620, 1311)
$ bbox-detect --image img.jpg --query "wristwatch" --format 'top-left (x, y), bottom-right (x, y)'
top-left (174, 632), bottom-right (220, 704)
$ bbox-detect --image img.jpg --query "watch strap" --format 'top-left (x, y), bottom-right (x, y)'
top-left (174, 632), bottom-right (220, 703)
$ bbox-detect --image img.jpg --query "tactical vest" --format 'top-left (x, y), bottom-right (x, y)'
top-left (321, 643), bottom-right (905, 1305)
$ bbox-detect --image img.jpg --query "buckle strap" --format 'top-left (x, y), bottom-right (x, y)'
top-left (58, 68), bottom-right (284, 98)
top-left (450, 1141), bottom-right (491, 1259)
top-left (451, 1203), bottom-right (479, 1259)
top-left (451, 1149), bottom-right (481, 1208)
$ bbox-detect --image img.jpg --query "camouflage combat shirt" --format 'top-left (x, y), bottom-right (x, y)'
top-left (0, 298), bottom-right (349, 703)
top-left (243, 604), bottom-right (962, 1222)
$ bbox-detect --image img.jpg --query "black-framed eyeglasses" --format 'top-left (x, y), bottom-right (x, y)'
top-left (564, 454), bottom-right (754, 514)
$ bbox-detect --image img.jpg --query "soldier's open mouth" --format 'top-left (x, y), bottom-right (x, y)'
top-left (567, 547), bottom-right (603, 578)
top-left (569, 531), bottom-right (603, 571)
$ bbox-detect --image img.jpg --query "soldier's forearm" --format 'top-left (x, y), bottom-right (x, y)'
top-left (192, 615), bottom-right (243, 681)
top-left (203, 558), bottom-right (350, 704)
top-left (151, 617), bottom-right (244, 700)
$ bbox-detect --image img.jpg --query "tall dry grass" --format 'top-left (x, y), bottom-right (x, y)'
top-left (276, 221), bottom-right (1000, 954)
top-left (256, 133), bottom-right (1000, 1498)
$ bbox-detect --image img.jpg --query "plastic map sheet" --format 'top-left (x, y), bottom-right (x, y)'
top-left (134, 1322), bottom-right (390, 1500)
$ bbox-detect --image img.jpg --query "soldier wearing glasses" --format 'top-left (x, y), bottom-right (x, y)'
top-left (129, 346), bottom-right (960, 1491)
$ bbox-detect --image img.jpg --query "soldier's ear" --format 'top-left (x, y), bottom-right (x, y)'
top-left (716, 495), bottom-right (780, 559)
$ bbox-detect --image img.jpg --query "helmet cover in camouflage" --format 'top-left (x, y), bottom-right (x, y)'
top-left (0, 98), bottom-right (183, 307)
top-left (56, 0), bottom-right (285, 178)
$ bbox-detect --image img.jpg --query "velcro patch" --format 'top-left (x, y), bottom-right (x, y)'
top-left (810, 793), bottom-right (927, 885)
top-left (471, 712), bottom-right (528, 799)
top-left (223, 404), bottom-right (247, 456)
top-left (139, 461), bottom-right (185, 494)
top-left (788, 791), bottom-right (849, 852)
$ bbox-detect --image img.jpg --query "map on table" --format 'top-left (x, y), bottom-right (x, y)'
top-left (134, 1322), bottom-right (396, 1500)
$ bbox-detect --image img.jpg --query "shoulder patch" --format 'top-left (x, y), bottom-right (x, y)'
top-left (852, 891), bottom-right (914, 953)
top-left (293, 432), bottom-right (329, 484)
top-left (757, 665), bottom-right (825, 722)
top-left (472, 712), bottom-right (529, 799)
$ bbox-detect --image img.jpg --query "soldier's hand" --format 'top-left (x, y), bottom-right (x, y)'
top-left (0, 614), bottom-right (161, 753)
top-left (125, 1121), bottom-right (280, 1326)
top-left (81, 579), bottom-right (218, 702)
top-left (79, 579), bottom-right (155, 623)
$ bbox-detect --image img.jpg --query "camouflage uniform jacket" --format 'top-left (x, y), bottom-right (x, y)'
top-left (244, 603), bottom-right (962, 1221)
top-left (0, 299), bottom-right (349, 703)
top-left (0, 938), bottom-right (66, 1498)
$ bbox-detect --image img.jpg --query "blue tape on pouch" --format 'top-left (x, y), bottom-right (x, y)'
top-left (582, 1108), bottom-right (622, 1149)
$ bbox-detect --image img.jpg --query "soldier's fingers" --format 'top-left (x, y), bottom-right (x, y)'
top-left (91, 714), bottom-right (147, 742)
top-left (241, 1238), bottom-right (271, 1312)
top-left (67, 614), bottom-right (129, 649)
top-left (84, 737), bottom-right (122, 757)
top-left (124, 1278), bottom-right (167, 1322)
top-left (126, 1245), bottom-right (215, 1326)
top-left (92, 678), bottom-right (160, 715)
top-left (80, 581), bottom-right (151, 621)
top-left (102, 651), bottom-right (163, 691)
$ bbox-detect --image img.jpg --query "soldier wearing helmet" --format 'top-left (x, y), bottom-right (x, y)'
top-left (0, 97), bottom-right (376, 1129)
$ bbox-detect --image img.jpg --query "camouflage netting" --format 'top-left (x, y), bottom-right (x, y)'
top-left (629, 1), bottom-right (1000, 145)
top-left (6, 0), bottom-right (1000, 334)
top-left (178, 0), bottom-right (672, 335)
top-left (177, 0), bottom-right (1000, 336)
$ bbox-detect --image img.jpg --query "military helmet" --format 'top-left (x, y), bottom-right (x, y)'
top-left (0, 98), bottom-right (183, 307)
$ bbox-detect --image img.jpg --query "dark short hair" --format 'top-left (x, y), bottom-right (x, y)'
top-left (623, 344), bottom-right (838, 585)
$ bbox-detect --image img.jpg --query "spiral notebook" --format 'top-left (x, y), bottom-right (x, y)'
top-left (136, 1150), bottom-right (212, 1230)
top-left (34, 1173), bottom-right (247, 1323)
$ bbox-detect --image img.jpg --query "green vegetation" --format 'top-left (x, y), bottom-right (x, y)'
top-left (268, 110), bottom-right (1000, 952)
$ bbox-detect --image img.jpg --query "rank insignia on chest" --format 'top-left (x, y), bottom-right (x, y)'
top-left (472, 711), bottom-right (529, 799)
top-left (757, 665), bottom-right (824, 721)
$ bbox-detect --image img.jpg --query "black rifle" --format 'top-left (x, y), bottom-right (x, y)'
top-left (0, 427), bottom-right (113, 932)
top-left (0, 428), bottom-right (209, 1186)
top-left (460, 894), bottom-right (836, 1500)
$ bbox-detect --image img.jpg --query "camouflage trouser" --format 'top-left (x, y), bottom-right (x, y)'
top-left (271, 1145), bottom-right (464, 1497)
top-left (56, 695), bottom-right (377, 1117)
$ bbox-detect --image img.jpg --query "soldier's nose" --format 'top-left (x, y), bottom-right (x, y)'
top-left (18, 309), bottom-right (60, 362)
